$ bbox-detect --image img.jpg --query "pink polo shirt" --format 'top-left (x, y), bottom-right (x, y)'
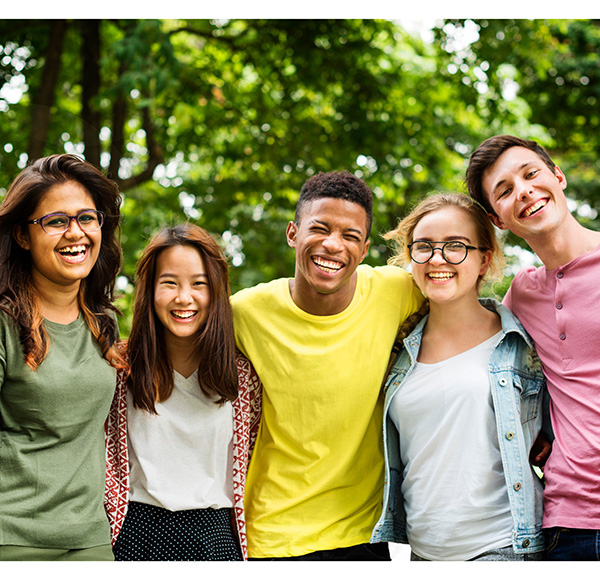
top-left (504, 244), bottom-right (600, 530)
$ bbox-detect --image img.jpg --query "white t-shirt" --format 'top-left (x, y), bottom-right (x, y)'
top-left (127, 370), bottom-right (234, 511)
top-left (388, 331), bottom-right (513, 560)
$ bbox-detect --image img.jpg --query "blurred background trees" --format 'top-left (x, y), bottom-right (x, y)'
top-left (1, 19), bottom-right (598, 333)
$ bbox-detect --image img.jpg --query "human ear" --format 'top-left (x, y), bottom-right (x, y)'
top-left (488, 212), bottom-right (507, 231)
top-left (479, 249), bottom-right (493, 277)
top-left (286, 221), bottom-right (297, 248)
top-left (13, 225), bottom-right (31, 250)
top-left (360, 239), bottom-right (370, 262)
top-left (554, 166), bottom-right (567, 191)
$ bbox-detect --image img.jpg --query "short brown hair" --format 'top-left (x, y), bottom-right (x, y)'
top-left (465, 135), bottom-right (555, 216)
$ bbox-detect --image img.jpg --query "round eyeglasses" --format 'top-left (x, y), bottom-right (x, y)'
top-left (408, 240), bottom-right (488, 265)
top-left (27, 210), bottom-right (105, 235)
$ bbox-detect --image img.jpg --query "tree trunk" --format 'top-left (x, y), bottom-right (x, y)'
top-left (81, 20), bottom-right (101, 169)
top-left (27, 20), bottom-right (68, 162)
top-left (117, 105), bottom-right (163, 190)
top-left (108, 61), bottom-right (127, 183)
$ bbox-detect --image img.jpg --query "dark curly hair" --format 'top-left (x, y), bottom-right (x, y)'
top-left (295, 170), bottom-right (373, 238)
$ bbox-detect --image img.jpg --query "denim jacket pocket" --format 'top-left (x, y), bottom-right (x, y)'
top-left (512, 374), bottom-right (543, 423)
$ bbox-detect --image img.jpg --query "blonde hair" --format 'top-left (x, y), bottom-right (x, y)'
top-left (383, 193), bottom-right (505, 349)
top-left (384, 192), bottom-right (504, 288)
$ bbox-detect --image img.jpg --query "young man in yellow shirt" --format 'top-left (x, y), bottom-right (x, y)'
top-left (232, 171), bottom-right (423, 560)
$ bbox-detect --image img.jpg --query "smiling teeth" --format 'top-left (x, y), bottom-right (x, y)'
top-left (523, 200), bottom-right (547, 217)
top-left (172, 311), bottom-right (195, 319)
top-left (58, 245), bottom-right (86, 255)
top-left (428, 272), bottom-right (455, 279)
top-left (313, 257), bottom-right (342, 271)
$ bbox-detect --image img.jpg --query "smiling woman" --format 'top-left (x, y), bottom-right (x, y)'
top-left (113, 223), bottom-right (261, 561)
top-left (0, 154), bottom-right (124, 561)
top-left (371, 192), bottom-right (546, 561)
top-left (15, 181), bottom-right (103, 304)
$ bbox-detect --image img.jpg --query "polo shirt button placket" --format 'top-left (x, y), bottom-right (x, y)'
top-left (556, 271), bottom-right (565, 342)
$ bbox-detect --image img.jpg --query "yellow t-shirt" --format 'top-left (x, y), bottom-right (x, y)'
top-left (231, 265), bottom-right (422, 558)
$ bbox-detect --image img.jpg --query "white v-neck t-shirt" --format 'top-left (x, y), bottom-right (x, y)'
top-left (127, 369), bottom-right (234, 511)
top-left (388, 332), bottom-right (513, 560)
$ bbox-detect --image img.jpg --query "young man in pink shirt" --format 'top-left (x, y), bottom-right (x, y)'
top-left (466, 135), bottom-right (600, 560)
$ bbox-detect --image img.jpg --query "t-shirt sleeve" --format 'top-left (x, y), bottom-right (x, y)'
top-left (503, 284), bottom-right (513, 310)
top-left (0, 312), bottom-right (9, 389)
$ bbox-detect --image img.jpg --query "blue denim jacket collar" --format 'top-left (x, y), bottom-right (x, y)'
top-left (402, 297), bottom-right (534, 357)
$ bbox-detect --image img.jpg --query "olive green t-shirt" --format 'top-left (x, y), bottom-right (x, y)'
top-left (0, 311), bottom-right (116, 549)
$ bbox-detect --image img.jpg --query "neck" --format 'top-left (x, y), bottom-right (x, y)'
top-left (526, 217), bottom-right (600, 270)
top-left (166, 335), bottom-right (200, 378)
top-left (426, 295), bottom-right (490, 332)
top-left (33, 276), bottom-right (81, 324)
top-left (418, 294), bottom-right (501, 364)
top-left (289, 273), bottom-right (358, 316)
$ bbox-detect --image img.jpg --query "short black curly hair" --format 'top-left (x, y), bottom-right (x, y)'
top-left (295, 170), bottom-right (373, 238)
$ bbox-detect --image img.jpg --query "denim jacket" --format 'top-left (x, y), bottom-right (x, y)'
top-left (370, 298), bottom-right (545, 555)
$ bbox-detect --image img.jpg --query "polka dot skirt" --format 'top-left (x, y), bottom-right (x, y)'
top-left (113, 502), bottom-right (243, 561)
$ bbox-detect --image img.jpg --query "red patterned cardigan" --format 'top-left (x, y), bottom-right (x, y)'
top-left (103, 354), bottom-right (263, 560)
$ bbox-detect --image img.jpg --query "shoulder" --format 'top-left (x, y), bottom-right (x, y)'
top-left (511, 265), bottom-right (543, 291)
top-left (358, 264), bottom-right (413, 288)
top-left (0, 307), bottom-right (17, 335)
top-left (232, 278), bottom-right (288, 308)
top-left (482, 298), bottom-right (531, 341)
top-left (482, 299), bottom-right (539, 367)
top-left (358, 264), bottom-right (420, 303)
top-left (504, 265), bottom-right (546, 314)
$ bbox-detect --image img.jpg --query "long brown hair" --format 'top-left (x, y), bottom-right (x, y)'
top-left (127, 223), bottom-right (238, 413)
top-left (0, 154), bottom-right (123, 369)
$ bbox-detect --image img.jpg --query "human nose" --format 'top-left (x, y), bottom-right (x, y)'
top-left (174, 285), bottom-right (193, 304)
top-left (517, 179), bottom-right (533, 201)
top-left (428, 246), bottom-right (448, 264)
top-left (63, 216), bottom-right (85, 237)
top-left (321, 232), bottom-right (344, 253)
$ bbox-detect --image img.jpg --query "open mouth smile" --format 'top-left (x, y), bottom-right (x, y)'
top-left (312, 256), bottom-right (344, 273)
top-left (520, 199), bottom-right (547, 218)
top-left (171, 310), bottom-right (197, 321)
top-left (427, 272), bottom-right (456, 281)
top-left (57, 244), bottom-right (89, 263)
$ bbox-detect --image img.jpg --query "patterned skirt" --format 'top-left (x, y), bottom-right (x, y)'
top-left (113, 502), bottom-right (243, 561)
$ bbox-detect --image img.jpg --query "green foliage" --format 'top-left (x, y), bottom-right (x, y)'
top-left (1, 19), bottom-right (599, 337)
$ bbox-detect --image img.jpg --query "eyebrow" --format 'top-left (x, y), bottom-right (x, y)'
top-left (157, 272), bottom-right (208, 279)
top-left (311, 218), bottom-right (364, 237)
top-left (42, 208), bottom-right (97, 216)
top-left (414, 235), bottom-right (472, 243)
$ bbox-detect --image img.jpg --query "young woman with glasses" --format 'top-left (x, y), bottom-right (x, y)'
top-left (111, 223), bottom-right (261, 561)
top-left (0, 154), bottom-right (124, 561)
top-left (370, 193), bottom-right (547, 560)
